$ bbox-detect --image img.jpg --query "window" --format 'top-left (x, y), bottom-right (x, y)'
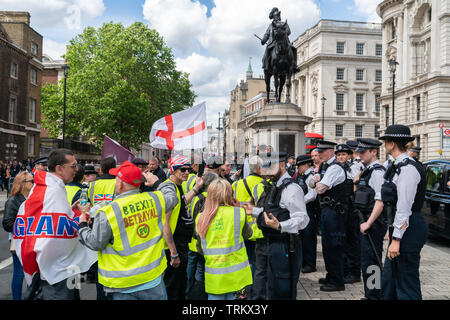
top-left (376, 70), bottom-right (382, 82)
top-left (426, 166), bottom-right (443, 192)
top-left (29, 98), bottom-right (36, 123)
top-left (336, 68), bottom-right (345, 80)
top-left (28, 134), bottom-right (35, 157)
top-left (31, 42), bottom-right (38, 55)
top-left (385, 106), bottom-right (390, 126)
top-left (428, 8), bottom-right (432, 23)
top-left (8, 99), bottom-right (16, 123)
top-left (336, 42), bottom-right (345, 54)
top-left (355, 125), bottom-right (363, 138)
top-left (375, 125), bottom-right (380, 138)
top-left (356, 69), bottom-right (364, 81)
top-left (375, 94), bottom-right (381, 116)
top-left (336, 124), bottom-right (343, 137)
top-left (30, 68), bottom-right (37, 85)
top-left (356, 43), bottom-right (364, 55)
top-left (356, 93), bottom-right (364, 111)
top-left (391, 21), bottom-right (396, 39)
top-left (416, 96), bottom-right (421, 121)
top-left (336, 93), bottom-right (344, 111)
top-left (376, 44), bottom-right (382, 56)
top-left (10, 62), bottom-right (18, 79)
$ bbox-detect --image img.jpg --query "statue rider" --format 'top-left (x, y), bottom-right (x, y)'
top-left (261, 7), bottom-right (300, 73)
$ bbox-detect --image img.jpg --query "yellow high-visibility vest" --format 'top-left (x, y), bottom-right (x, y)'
top-left (188, 191), bottom-right (207, 253)
top-left (97, 191), bottom-right (167, 289)
top-left (232, 175), bottom-right (265, 240)
top-left (88, 178), bottom-right (116, 205)
top-left (182, 173), bottom-right (197, 213)
top-left (196, 206), bottom-right (253, 294)
top-left (65, 184), bottom-right (81, 205)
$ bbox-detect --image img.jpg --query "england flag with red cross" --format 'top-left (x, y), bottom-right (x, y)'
top-left (149, 102), bottom-right (208, 151)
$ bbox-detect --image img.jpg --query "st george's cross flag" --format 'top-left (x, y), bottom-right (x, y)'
top-left (13, 171), bottom-right (97, 285)
top-left (149, 102), bottom-right (208, 151)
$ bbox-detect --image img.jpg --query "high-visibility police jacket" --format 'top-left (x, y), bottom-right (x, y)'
top-left (196, 206), bottom-right (253, 294)
top-left (232, 175), bottom-right (265, 240)
top-left (97, 191), bottom-right (167, 289)
top-left (188, 191), bottom-right (207, 253)
top-left (88, 177), bottom-right (116, 205)
top-left (65, 182), bottom-right (82, 205)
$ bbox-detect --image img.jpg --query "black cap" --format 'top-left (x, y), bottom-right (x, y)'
top-left (316, 140), bottom-right (337, 151)
top-left (335, 144), bottom-right (353, 155)
top-left (409, 146), bottom-right (422, 153)
top-left (33, 157), bottom-right (48, 166)
top-left (206, 156), bottom-right (223, 169)
top-left (261, 152), bottom-right (288, 168)
top-left (84, 165), bottom-right (97, 175)
top-left (346, 140), bottom-right (358, 150)
top-left (296, 155), bottom-right (313, 166)
top-left (355, 138), bottom-right (382, 152)
top-left (379, 125), bottom-right (415, 142)
top-left (132, 157), bottom-right (148, 165)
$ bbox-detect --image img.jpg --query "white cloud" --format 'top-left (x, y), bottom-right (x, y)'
top-left (352, 0), bottom-right (382, 22)
top-left (43, 38), bottom-right (68, 59)
top-left (175, 53), bottom-right (223, 87)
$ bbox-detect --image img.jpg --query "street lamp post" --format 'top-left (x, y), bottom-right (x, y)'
top-left (62, 64), bottom-right (70, 148)
top-left (389, 58), bottom-right (398, 125)
top-left (320, 96), bottom-right (327, 138)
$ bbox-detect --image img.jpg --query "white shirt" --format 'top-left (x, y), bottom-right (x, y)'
top-left (252, 171), bottom-right (310, 233)
top-left (303, 167), bottom-right (317, 204)
top-left (349, 158), bottom-right (365, 180)
top-left (318, 156), bottom-right (346, 189)
top-left (366, 160), bottom-right (384, 201)
top-left (391, 153), bottom-right (421, 239)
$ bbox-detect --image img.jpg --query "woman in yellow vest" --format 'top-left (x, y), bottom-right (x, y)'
top-left (195, 178), bottom-right (253, 300)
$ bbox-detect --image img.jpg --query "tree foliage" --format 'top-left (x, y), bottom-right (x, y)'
top-left (41, 22), bottom-right (196, 150)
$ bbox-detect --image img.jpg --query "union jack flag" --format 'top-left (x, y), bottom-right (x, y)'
top-left (94, 194), bottom-right (113, 204)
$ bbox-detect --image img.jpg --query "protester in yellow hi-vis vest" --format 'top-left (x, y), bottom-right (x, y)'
top-left (186, 172), bottom-right (219, 299)
top-left (232, 155), bottom-right (265, 299)
top-left (65, 164), bottom-right (85, 205)
top-left (87, 157), bottom-right (117, 206)
top-left (195, 178), bottom-right (253, 300)
top-left (78, 161), bottom-right (180, 300)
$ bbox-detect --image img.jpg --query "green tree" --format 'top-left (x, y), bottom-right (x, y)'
top-left (41, 22), bottom-right (196, 150)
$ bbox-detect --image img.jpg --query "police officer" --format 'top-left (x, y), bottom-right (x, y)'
top-left (346, 140), bottom-right (365, 179)
top-left (353, 138), bottom-right (386, 300)
top-left (232, 155), bottom-right (265, 299)
top-left (88, 157), bottom-right (117, 206)
top-left (32, 157), bottom-right (48, 174)
top-left (408, 146), bottom-right (422, 165)
top-left (379, 125), bottom-right (429, 300)
top-left (335, 144), bottom-right (361, 285)
top-left (311, 141), bottom-right (353, 291)
top-left (78, 161), bottom-right (179, 300)
top-left (295, 155), bottom-right (318, 273)
top-left (244, 152), bottom-right (310, 300)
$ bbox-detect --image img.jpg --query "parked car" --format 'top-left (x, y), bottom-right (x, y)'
top-left (422, 160), bottom-right (450, 240)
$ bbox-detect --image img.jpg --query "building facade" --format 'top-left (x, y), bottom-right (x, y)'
top-left (292, 19), bottom-right (383, 145)
top-left (377, 0), bottom-right (450, 161)
top-left (0, 11), bottom-right (42, 161)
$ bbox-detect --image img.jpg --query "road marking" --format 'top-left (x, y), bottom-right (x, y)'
top-left (0, 257), bottom-right (13, 270)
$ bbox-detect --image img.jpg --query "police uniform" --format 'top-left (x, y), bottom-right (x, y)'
top-left (78, 161), bottom-right (179, 299)
top-left (295, 155), bottom-right (318, 273)
top-left (408, 147), bottom-right (423, 166)
top-left (346, 140), bottom-right (365, 179)
top-left (353, 138), bottom-right (387, 300)
top-left (251, 152), bottom-right (310, 300)
top-left (314, 141), bottom-right (353, 291)
top-left (379, 125), bottom-right (428, 300)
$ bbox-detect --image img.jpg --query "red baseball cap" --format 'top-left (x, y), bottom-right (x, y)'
top-left (109, 161), bottom-right (142, 188)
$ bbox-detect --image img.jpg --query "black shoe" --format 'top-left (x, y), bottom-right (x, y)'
top-left (320, 284), bottom-right (345, 292)
top-left (318, 277), bottom-right (328, 284)
top-left (343, 275), bottom-right (361, 284)
top-left (360, 297), bottom-right (368, 301)
top-left (302, 266), bottom-right (316, 274)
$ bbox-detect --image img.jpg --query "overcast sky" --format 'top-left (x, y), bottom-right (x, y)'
top-left (0, 0), bottom-right (381, 127)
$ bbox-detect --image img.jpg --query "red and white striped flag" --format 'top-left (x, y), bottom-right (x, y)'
top-left (149, 102), bottom-right (208, 151)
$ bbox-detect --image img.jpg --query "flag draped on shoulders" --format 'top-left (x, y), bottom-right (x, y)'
top-left (13, 171), bottom-right (97, 285)
top-left (149, 102), bottom-right (208, 150)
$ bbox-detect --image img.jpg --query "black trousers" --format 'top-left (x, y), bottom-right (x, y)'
top-left (39, 279), bottom-right (80, 300)
top-left (164, 239), bottom-right (189, 300)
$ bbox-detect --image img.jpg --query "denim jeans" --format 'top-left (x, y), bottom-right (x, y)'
top-left (208, 292), bottom-right (235, 300)
top-left (186, 250), bottom-right (205, 296)
top-left (108, 280), bottom-right (168, 300)
top-left (11, 252), bottom-right (24, 300)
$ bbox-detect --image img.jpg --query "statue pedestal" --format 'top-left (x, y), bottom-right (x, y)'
top-left (247, 103), bottom-right (312, 156)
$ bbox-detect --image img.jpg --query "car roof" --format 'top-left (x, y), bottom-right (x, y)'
top-left (424, 159), bottom-right (450, 166)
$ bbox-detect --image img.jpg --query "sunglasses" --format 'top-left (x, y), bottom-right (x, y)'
top-left (178, 167), bottom-right (190, 173)
top-left (62, 163), bottom-right (78, 169)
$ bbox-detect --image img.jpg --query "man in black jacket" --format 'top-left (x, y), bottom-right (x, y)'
top-left (141, 157), bottom-right (167, 192)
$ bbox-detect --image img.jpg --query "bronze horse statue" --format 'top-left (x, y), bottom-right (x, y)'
top-left (264, 21), bottom-right (295, 104)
